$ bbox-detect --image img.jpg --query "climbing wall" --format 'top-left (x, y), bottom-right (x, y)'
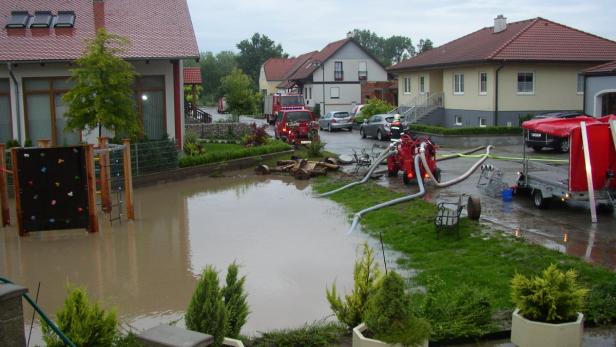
top-left (14, 146), bottom-right (91, 233)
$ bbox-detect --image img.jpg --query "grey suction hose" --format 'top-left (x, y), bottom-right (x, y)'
top-left (347, 153), bottom-right (426, 234)
top-left (420, 143), bottom-right (493, 187)
top-left (319, 142), bottom-right (397, 197)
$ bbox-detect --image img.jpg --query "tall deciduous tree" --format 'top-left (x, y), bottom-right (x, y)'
top-left (220, 68), bottom-right (258, 121)
top-left (197, 51), bottom-right (237, 103)
top-left (63, 29), bottom-right (139, 138)
top-left (351, 29), bottom-right (418, 66)
top-left (236, 33), bottom-right (286, 87)
top-left (417, 39), bottom-right (434, 54)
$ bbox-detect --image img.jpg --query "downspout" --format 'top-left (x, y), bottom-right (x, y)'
top-left (7, 63), bottom-right (22, 143)
top-left (583, 74), bottom-right (588, 115)
top-left (494, 64), bottom-right (504, 126)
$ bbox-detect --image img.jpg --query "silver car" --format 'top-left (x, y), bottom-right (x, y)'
top-left (319, 111), bottom-right (353, 132)
top-left (359, 114), bottom-right (395, 141)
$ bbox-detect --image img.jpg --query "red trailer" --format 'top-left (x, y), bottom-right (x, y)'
top-left (264, 94), bottom-right (306, 125)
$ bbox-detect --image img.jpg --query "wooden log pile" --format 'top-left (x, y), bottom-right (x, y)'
top-left (255, 158), bottom-right (339, 180)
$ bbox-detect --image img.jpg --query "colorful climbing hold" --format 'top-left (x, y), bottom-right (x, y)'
top-left (67, 191), bottom-right (74, 197)
top-left (41, 166), bottom-right (47, 173)
top-left (51, 200), bottom-right (56, 206)
top-left (58, 158), bottom-right (65, 164)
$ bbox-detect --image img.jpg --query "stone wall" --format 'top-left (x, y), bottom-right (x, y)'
top-left (186, 123), bottom-right (251, 140)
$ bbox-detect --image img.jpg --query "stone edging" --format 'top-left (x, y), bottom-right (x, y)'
top-left (133, 150), bottom-right (294, 188)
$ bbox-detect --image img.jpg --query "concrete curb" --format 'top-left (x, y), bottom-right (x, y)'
top-left (133, 150), bottom-right (294, 188)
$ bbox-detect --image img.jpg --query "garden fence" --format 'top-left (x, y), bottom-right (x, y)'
top-left (130, 138), bottom-right (179, 176)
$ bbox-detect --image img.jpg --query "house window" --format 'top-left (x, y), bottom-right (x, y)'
top-left (517, 72), bottom-right (534, 94)
top-left (309, 87), bottom-right (312, 99)
top-left (454, 73), bottom-right (464, 95)
top-left (304, 87), bottom-right (307, 98)
top-left (23, 77), bottom-right (80, 146)
top-left (358, 61), bottom-right (368, 81)
top-left (330, 87), bottom-right (340, 99)
top-left (135, 76), bottom-right (166, 140)
top-left (479, 117), bottom-right (487, 127)
top-left (0, 79), bottom-right (11, 143)
top-left (334, 61), bottom-right (344, 81)
top-left (454, 115), bottom-right (463, 126)
top-left (404, 77), bottom-right (411, 94)
top-left (577, 74), bottom-right (584, 94)
top-left (479, 72), bottom-right (487, 95)
top-left (419, 76), bottom-right (425, 94)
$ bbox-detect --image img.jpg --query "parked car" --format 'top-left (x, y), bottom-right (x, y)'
top-left (319, 111), bottom-right (353, 132)
top-left (350, 104), bottom-right (365, 119)
top-left (525, 112), bottom-right (582, 152)
top-left (359, 114), bottom-right (396, 141)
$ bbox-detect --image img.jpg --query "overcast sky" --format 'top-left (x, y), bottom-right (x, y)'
top-left (187, 0), bottom-right (616, 57)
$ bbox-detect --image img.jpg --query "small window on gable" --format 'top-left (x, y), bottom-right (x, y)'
top-left (30, 11), bottom-right (52, 28)
top-left (6, 11), bottom-right (30, 28)
top-left (55, 11), bottom-right (75, 28)
top-left (330, 87), bottom-right (340, 99)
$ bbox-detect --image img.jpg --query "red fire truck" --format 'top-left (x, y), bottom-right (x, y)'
top-left (264, 93), bottom-right (306, 125)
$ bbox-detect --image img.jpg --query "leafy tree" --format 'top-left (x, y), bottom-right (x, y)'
top-left (184, 84), bottom-right (203, 104)
top-left (352, 29), bottom-right (385, 62)
top-left (222, 262), bottom-right (249, 338)
top-left (220, 68), bottom-right (258, 121)
top-left (236, 33), bottom-right (287, 86)
top-left (42, 286), bottom-right (117, 347)
top-left (197, 51), bottom-right (238, 104)
top-left (63, 28), bottom-right (139, 138)
top-left (186, 266), bottom-right (227, 346)
top-left (417, 39), bottom-right (434, 54)
top-left (353, 98), bottom-right (394, 123)
top-left (385, 35), bottom-right (415, 64)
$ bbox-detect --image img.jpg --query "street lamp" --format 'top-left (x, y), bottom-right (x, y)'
top-left (315, 60), bottom-right (325, 116)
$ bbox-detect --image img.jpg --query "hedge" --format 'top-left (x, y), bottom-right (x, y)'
top-left (408, 124), bottom-right (522, 136)
top-left (179, 141), bottom-right (291, 167)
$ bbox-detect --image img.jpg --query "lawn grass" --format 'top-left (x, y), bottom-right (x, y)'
top-left (313, 178), bottom-right (616, 329)
top-left (179, 140), bottom-right (292, 167)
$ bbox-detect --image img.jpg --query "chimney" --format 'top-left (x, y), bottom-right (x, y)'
top-left (93, 0), bottom-right (105, 30)
top-left (346, 31), bottom-right (353, 39)
top-left (494, 14), bottom-right (507, 33)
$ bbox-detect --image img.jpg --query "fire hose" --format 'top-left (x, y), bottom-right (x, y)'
top-left (420, 143), bottom-right (493, 187)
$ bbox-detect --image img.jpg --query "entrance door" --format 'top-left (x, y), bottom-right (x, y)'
top-left (601, 92), bottom-right (616, 116)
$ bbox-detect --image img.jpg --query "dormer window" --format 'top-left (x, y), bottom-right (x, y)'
top-left (55, 11), bottom-right (75, 28)
top-left (6, 11), bottom-right (29, 28)
top-left (30, 11), bottom-right (52, 28)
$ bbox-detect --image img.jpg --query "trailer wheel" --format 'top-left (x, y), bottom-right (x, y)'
top-left (532, 146), bottom-right (543, 152)
top-left (533, 190), bottom-right (548, 209)
top-left (377, 129), bottom-right (383, 141)
top-left (467, 196), bottom-right (481, 220)
top-left (559, 138), bottom-right (570, 153)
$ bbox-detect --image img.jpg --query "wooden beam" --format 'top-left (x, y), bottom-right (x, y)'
top-left (10, 148), bottom-right (24, 236)
top-left (85, 145), bottom-right (99, 233)
top-left (0, 144), bottom-right (9, 227)
top-left (122, 139), bottom-right (135, 220)
top-left (98, 137), bottom-right (112, 213)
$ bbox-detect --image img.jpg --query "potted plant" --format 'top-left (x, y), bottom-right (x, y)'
top-left (353, 271), bottom-right (431, 347)
top-left (510, 264), bottom-right (588, 347)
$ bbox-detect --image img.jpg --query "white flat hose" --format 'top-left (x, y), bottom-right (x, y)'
top-left (420, 143), bottom-right (493, 187)
top-left (319, 142), bottom-right (397, 197)
top-left (347, 154), bottom-right (426, 234)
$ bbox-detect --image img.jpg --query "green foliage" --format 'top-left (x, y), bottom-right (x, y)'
top-left (326, 242), bottom-right (381, 330)
top-left (416, 39), bottom-right (433, 54)
top-left (242, 123), bottom-right (269, 147)
top-left (364, 271), bottom-right (431, 347)
top-left (221, 69), bottom-right (259, 121)
top-left (222, 262), bottom-right (250, 339)
top-left (63, 28), bottom-right (139, 137)
top-left (42, 286), bottom-right (117, 347)
top-left (186, 265), bottom-right (227, 346)
top-left (112, 333), bottom-right (144, 347)
top-left (245, 321), bottom-right (346, 347)
top-left (184, 84), bottom-right (204, 104)
top-left (311, 103), bottom-right (320, 118)
top-left (24, 139), bottom-right (32, 147)
top-left (408, 124), bottom-right (523, 135)
top-left (354, 98), bottom-right (394, 123)
top-left (585, 281), bottom-right (616, 325)
top-left (511, 264), bottom-right (588, 323)
top-left (4, 139), bottom-right (20, 148)
top-left (197, 51), bottom-right (238, 103)
top-left (184, 130), bottom-right (204, 156)
top-left (236, 33), bottom-right (286, 87)
top-left (179, 140), bottom-right (291, 167)
top-left (305, 140), bottom-right (326, 158)
top-left (415, 276), bottom-right (495, 341)
top-left (351, 29), bottom-right (417, 66)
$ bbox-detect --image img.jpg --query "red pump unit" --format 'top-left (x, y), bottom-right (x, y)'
top-left (387, 135), bottom-right (440, 184)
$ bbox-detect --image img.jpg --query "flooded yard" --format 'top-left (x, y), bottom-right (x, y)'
top-left (0, 171), bottom-right (369, 344)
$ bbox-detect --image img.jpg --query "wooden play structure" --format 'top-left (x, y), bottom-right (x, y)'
top-left (0, 138), bottom-right (134, 236)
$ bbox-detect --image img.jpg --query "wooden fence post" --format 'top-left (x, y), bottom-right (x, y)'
top-left (10, 148), bottom-right (24, 236)
top-left (85, 145), bottom-right (99, 233)
top-left (122, 139), bottom-right (135, 220)
top-left (98, 137), bottom-right (112, 213)
top-left (0, 144), bottom-right (9, 227)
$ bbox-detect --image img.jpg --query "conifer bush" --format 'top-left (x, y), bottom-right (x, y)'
top-left (222, 262), bottom-right (249, 339)
top-left (186, 266), bottom-right (227, 346)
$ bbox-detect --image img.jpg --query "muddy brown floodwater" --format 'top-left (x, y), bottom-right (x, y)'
top-left (0, 171), bottom-right (371, 345)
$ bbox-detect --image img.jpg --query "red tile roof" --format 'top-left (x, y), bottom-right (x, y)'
top-left (183, 67), bottom-right (202, 84)
top-left (0, 0), bottom-right (199, 63)
top-left (390, 17), bottom-right (616, 71)
top-left (584, 60), bottom-right (616, 74)
top-left (263, 58), bottom-right (297, 80)
top-left (286, 39), bottom-right (351, 81)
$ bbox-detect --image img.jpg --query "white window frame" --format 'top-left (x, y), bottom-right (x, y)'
top-left (453, 73), bottom-right (464, 95)
top-left (358, 61), bottom-right (368, 81)
top-left (577, 74), bottom-right (584, 95)
top-left (479, 72), bottom-right (487, 95)
top-left (309, 87), bottom-right (312, 99)
top-left (403, 77), bottom-right (411, 94)
top-left (419, 75), bottom-right (426, 94)
top-left (516, 72), bottom-right (535, 95)
top-left (454, 115), bottom-right (463, 126)
top-left (479, 117), bottom-right (487, 128)
top-left (330, 86), bottom-right (340, 99)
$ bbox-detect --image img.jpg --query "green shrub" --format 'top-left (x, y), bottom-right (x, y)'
top-left (246, 321), bottom-right (346, 347)
top-left (415, 276), bottom-right (495, 341)
top-left (354, 99), bottom-right (394, 123)
top-left (186, 266), bottom-right (227, 346)
top-left (326, 242), bottom-right (381, 330)
top-left (408, 124), bottom-right (522, 136)
top-left (112, 333), bottom-right (144, 347)
top-left (184, 130), bottom-right (204, 156)
top-left (4, 139), bottom-right (20, 148)
top-left (42, 286), bottom-right (117, 347)
top-left (584, 281), bottom-right (616, 325)
top-left (222, 262), bottom-right (249, 339)
top-left (511, 264), bottom-right (588, 323)
top-left (305, 140), bottom-right (326, 158)
top-left (179, 140), bottom-right (291, 167)
top-left (311, 104), bottom-right (321, 118)
top-left (364, 271), bottom-right (431, 347)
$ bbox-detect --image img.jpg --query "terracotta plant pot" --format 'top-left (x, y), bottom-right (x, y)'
top-left (510, 308), bottom-right (583, 347)
top-left (352, 323), bottom-right (429, 347)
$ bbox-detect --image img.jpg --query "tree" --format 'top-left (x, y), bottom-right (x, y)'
top-left (220, 69), bottom-right (258, 121)
top-left (351, 29), bottom-right (416, 66)
top-left (222, 262), bottom-right (249, 339)
top-left (198, 51), bottom-right (238, 104)
top-left (63, 28), bottom-right (139, 138)
top-left (186, 266), bottom-right (227, 346)
top-left (184, 84), bottom-right (203, 104)
top-left (236, 33), bottom-right (286, 87)
top-left (417, 39), bottom-right (434, 54)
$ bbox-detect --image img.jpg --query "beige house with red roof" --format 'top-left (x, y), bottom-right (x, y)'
top-left (0, 0), bottom-right (199, 146)
top-left (389, 16), bottom-right (616, 127)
